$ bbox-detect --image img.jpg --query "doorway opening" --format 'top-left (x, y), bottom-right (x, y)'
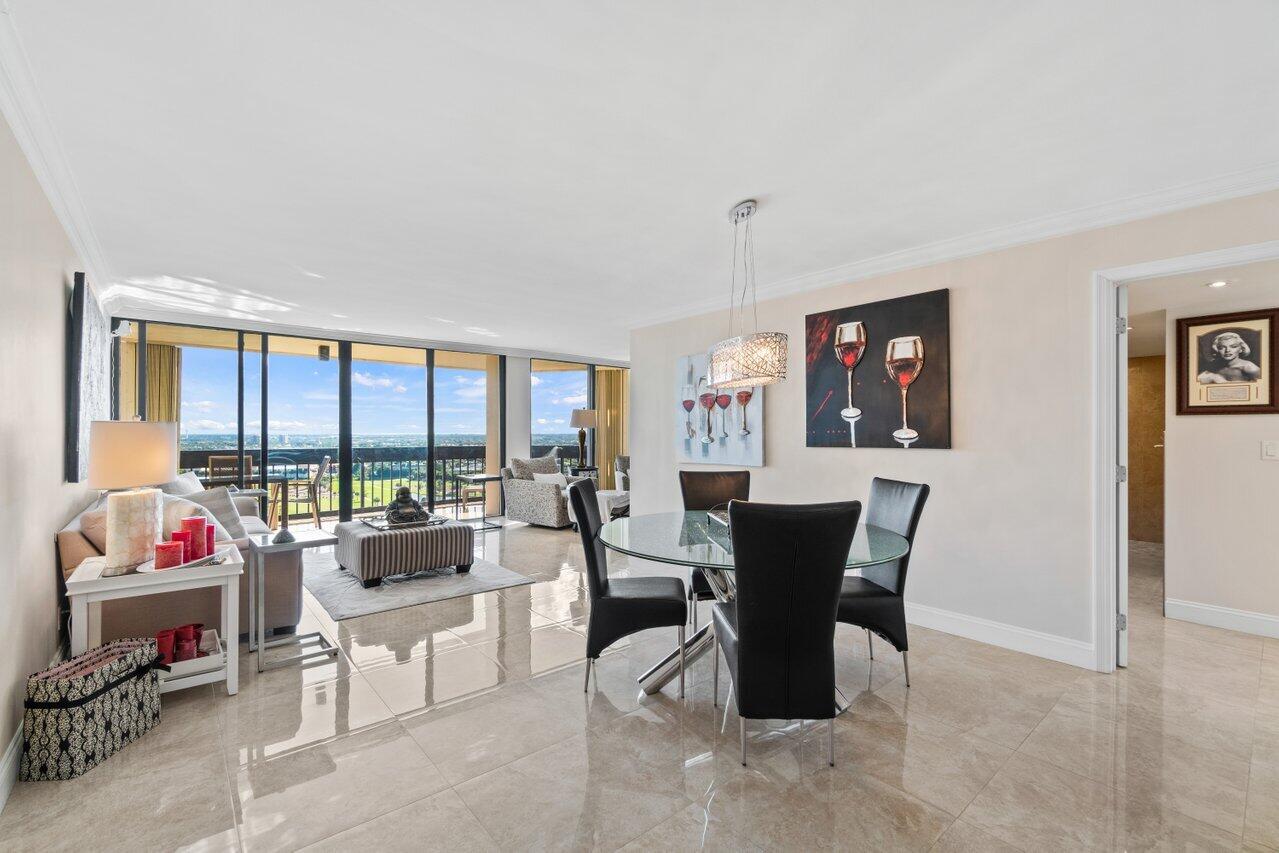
top-left (1107, 251), bottom-right (1279, 668)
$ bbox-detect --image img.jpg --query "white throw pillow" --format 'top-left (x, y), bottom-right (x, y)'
top-left (182, 487), bottom-right (248, 540)
top-left (532, 472), bottom-right (569, 488)
top-left (158, 471), bottom-right (205, 496)
top-left (160, 494), bottom-right (233, 542)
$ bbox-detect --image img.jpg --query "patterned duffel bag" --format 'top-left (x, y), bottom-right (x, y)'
top-left (20, 638), bottom-right (164, 781)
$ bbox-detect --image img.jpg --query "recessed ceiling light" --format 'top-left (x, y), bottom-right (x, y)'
top-left (1207, 280), bottom-right (1228, 288)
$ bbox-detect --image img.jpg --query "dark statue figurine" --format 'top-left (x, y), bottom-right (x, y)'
top-left (385, 486), bottom-right (431, 525)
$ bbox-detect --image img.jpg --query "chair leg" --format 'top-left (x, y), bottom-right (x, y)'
top-left (740, 717), bottom-right (747, 766)
top-left (828, 717), bottom-right (835, 767)
top-left (690, 591), bottom-right (698, 632)
top-left (677, 625), bottom-right (685, 699)
top-left (583, 657), bottom-right (593, 692)
top-left (866, 629), bottom-right (874, 660)
top-left (903, 651), bottom-right (911, 687)
top-left (310, 486), bottom-right (322, 529)
top-left (712, 632), bottom-right (719, 707)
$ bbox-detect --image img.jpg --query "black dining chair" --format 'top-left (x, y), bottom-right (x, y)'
top-left (569, 479), bottom-right (689, 696)
top-left (712, 499), bottom-right (861, 766)
top-left (837, 477), bottom-right (929, 686)
top-left (678, 470), bottom-right (750, 629)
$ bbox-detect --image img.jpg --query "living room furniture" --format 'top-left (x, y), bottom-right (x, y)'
top-left (66, 545), bottom-right (242, 695)
top-left (268, 457), bottom-right (330, 529)
top-left (500, 453), bottom-right (581, 528)
top-left (614, 455), bottom-right (630, 491)
top-left (247, 529), bottom-right (338, 673)
top-left (58, 491), bottom-right (303, 642)
top-left (334, 519), bottom-right (474, 589)
top-left (836, 477), bottom-right (930, 687)
top-left (566, 487), bottom-right (629, 529)
top-left (596, 510), bottom-right (909, 696)
top-left (712, 499), bottom-right (859, 766)
top-left (679, 470), bottom-right (750, 631)
top-left (206, 454), bottom-right (253, 487)
top-left (453, 472), bottom-right (502, 532)
top-left (568, 481), bottom-right (687, 698)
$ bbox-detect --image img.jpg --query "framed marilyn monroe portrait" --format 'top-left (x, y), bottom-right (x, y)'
top-left (1176, 307), bottom-right (1279, 415)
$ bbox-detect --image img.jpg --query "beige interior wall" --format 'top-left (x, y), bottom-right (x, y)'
top-left (630, 189), bottom-right (1279, 650)
top-left (0, 116), bottom-right (98, 744)
top-left (1161, 294), bottom-right (1279, 623)
top-left (1127, 356), bottom-right (1166, 543)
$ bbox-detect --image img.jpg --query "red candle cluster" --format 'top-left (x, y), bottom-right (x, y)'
top-left (180, 516), bottom-right (208, 560)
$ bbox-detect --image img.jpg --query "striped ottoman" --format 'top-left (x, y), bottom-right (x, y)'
top-left (334, 521), bottom-right (475, 589)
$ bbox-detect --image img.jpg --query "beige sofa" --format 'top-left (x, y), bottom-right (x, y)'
top-left (57, 494), bottom-right (303, 642)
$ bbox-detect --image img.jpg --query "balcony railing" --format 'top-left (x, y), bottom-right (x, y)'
top-left (178, 443), bottom-right (580, 520)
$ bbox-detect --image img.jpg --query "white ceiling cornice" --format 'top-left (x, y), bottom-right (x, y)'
top-left (628, 161), bottom-right (1279, 331)
top-left (0, 0), bottom-right (112, 304)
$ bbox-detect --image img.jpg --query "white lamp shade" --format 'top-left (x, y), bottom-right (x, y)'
top-left (88, 421), bottom-right (179, 489)
top-left (570, 409), bottom-right (598, 429)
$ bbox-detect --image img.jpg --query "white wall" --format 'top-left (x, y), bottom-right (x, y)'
top-left (630, 190), bottom-right (1279, 668)
top-left (1161, 294), bottom-right (1279, 636)
top-left (0, 113), bottom-right (98, 779)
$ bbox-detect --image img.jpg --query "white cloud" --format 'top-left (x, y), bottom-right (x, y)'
top-left (553, 393), bottom-right (588, 406)
top-left (553, 418), bottom-right (566, 425)
top-left (183, 400), bottom-right (218, 412)
top-left (183, 418), bottom-right (230, 432)
top-left (454, 378), bottom-right (488, 399)
top-left (352, 371), bottom-right (393, 388)
top-left (529, 375), bottom-right (542, 386)
top-left (268, 419), bottom-right (310, 430)
top-left (393, 384), bottom-right (407, 394)
top-left (536, 418), bottom-right (549, 425)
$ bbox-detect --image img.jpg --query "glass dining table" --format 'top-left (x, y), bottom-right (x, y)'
top-left (598, 510), bottom-right (911, 695)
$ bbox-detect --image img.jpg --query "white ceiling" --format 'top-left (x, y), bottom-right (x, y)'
top-left (4, 1), bottom-right (1279, 361)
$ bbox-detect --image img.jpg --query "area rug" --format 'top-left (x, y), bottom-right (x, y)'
top-left (303, 550), bottom-right (533, 621)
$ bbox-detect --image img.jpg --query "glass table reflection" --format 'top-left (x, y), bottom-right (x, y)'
top-left (598, 511), bottom-right (910, 695)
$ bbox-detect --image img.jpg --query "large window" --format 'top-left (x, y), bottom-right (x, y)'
top-left (434, 350), bottom-right (501, 515)
top-left (530, 358), bottom-right (589, 469)
top-left (351, 343), bottom-right (427, 516)
top-left (113, 319), bottom-right (510, 525)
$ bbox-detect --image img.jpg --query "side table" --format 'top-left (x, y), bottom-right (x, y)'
top-left (247, 528), bottom-right (339, 673)
top-left (570, 465), bottom-right (599, 482)
top-left (66, 547), bottom-right (242, 695)
top-left (453, 472), bottom-right (503, 532)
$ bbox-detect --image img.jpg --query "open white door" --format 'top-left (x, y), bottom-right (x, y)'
top-left (1115, 284), bottom-right (1130, 667)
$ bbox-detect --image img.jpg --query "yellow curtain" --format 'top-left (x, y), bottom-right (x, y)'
top-left (144, 344), bottom-right (182, 424)
top-left (594, 367), bottom-right (629, 489)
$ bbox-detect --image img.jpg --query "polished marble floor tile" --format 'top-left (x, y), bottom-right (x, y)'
top-left (6, 535), bottom-right (1277, 852)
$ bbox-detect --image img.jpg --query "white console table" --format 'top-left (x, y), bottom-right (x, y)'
top-left (65, 546), bottom-right (242, 695)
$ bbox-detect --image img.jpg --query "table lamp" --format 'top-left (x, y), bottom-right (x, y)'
top-left (88, 420), bottom-right (178, 575)
top-left (569, 408), bottom-right (597, 468)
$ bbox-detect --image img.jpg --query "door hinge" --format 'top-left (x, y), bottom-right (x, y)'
top-left (1116, 317), bottom-right (1128, 334)
top-left (1116, 465), bottom-right (1128, 483)
top-left (1117, 613), bottom-right (1128, 631)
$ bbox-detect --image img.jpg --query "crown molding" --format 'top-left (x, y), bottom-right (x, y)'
top-left (628, 161), bottom-right (1279, 330)
top-left (0, 2), bottom-right (112, 305)
top-left (113, 302), bottom-right (631, 368)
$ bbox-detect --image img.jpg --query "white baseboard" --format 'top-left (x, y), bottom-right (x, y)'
top-left (1165, 598), bottom-right (1279, 639)
top-left (0, 726), bottom-right (21, 815)
top-left (905, 602), bottom-right (1097, 670)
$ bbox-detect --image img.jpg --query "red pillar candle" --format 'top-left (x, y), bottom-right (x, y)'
top-left (180, 516), bottom-right (208, 560)
top-left (171, 530), bottom-right (191, 563)
top-left (153, 541), bottom-right (184, 570)
top-left (204, 524), bottom-right (216, 558)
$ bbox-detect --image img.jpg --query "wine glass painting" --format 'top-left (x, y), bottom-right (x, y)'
top-left (675, 352), bottom-right (764, 466)
top-left (804, 289), bottom-right (950, 449)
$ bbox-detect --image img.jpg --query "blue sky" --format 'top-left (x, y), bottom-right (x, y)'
top-left (531, 366), bottom-right (587, 439)
top-left (177, 347), bottom-right (578, 439)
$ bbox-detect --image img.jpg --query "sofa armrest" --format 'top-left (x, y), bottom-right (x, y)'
top-left (233, 495), bottom-right (262, 519)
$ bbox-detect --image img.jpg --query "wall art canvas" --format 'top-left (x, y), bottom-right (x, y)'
top-left (1176, 307), bottom-right (1279, 415)
top-left (805, 288), bottom-right (951, 448)
top-left (675, 352), bottom-right (764, 466)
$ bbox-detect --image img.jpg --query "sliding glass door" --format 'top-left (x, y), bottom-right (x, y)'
top-left (434, 350), bottom-right (501, 517)
top-left (350, 343), bottom-right (428, 517)
top-left (530, 358), bottom-right (589, 472)
top-left (265, 335), bottom-right (340, 524)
